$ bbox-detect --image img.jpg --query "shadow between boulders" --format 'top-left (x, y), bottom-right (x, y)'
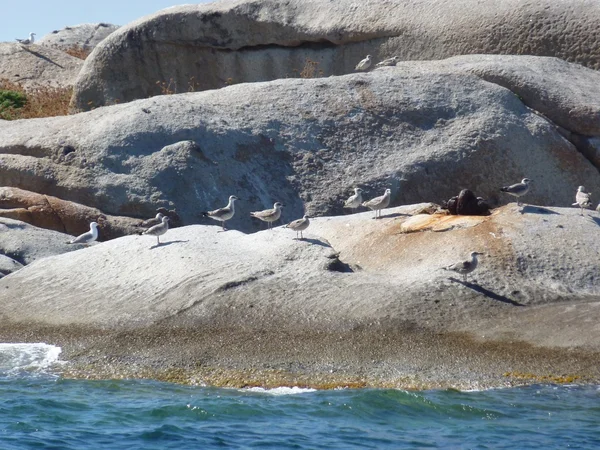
top-left (449, 277), bottom-right (524, 306)
top-left (520, 205), bottom-right (560, 215)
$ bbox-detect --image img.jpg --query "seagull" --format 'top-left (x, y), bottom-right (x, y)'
top-left (202, 195), bottom-right (239, 231)
top-left (500, 178), bottom-right (532, 206)
top-left (286, 215), bottom-right (310, 239)
top-left (343, 188), bottom-right (363, 212)
top-left (354, 55), bottom-right (372, 71)
top-left (362, 188), bottom-right (391, 219)
top-left (443, 251), bottom-right (483, 282)
top-left (142, 216), bottom-right (169, 245)
top-left (250, 202), bottom-right (284, 229)
top-left (139, 212), bottom-right (164, 229)
top-left (375, 56), bottom-right (399, 67)
top-left (67, 221), bottom-right (99, 245)
top-left (16, 32), bottom-right (35, 45)
top-left (572, 186), bottom-right (592, 215)
top-left (596, 203), bottom-right (600, 213)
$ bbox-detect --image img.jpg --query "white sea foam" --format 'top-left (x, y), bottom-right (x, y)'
top-left (244, 386), bottom-right (317, 395)
top-left (0, 343), bottom-right (62, 375)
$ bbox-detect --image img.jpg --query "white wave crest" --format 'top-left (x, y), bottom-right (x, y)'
top-left (244, 386), bottom-right (317, 395)
top-left (0, 343), bottom-right (62, 374)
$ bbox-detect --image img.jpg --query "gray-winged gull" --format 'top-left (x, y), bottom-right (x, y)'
top-left (286, 214), bottom-right (310, 239)
top-left (139, 212), bottom-right (164, 229)
top-left (202, 195), bottom-right (239, 230)
top-left (143, 216), bottom-right (169, 245)
top-left (343, 187), bottom-right (363, 211)
top-left (573, 186), bottom-right (592, 215)
top-left (375, 56), bottom-right (399, 67)
top-left (16, 32), bottom-right (35, 45)
top-left (444, 251), bottom-right (483, 282)
top-left (362, 188), bottom-right (391, 219)
top-left (250, 202), bottom-right (284, 229)
top-left (354, 55), bottom-right (372, 71)
top-left (67, 221), bottom-right (98, 245)
top-left (500, 178), bottom-right (532, 206)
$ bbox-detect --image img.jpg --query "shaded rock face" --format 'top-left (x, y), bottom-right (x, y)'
top-left (0, 187), bottom-right (162, 240)
top-left (0, 43), bottom-right (83, 90)
top-left (71, 0), bottom-right (600, 110)
top-left (0, 217), bottom-right (84, 265)
top-left (38, 23), bottom-right (119, 51)
top-left (2, 56), bottom-right (600, 232)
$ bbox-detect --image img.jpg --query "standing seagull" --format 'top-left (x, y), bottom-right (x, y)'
top-left (443, 251), bottom-right (483, 282)
top-left (343, 187), bottom-right (363, 212)
top-left (143, 216), bottom-right (169, 246)
top-left (573, 186), bottom-right (592, 215)
top-left (67, 222), bottom-right (99, 245)
top-left (362, 188), bottom-right (392, 219)
top-left (250, 202), bottom-right (284, 229)
top-left (375, 56), bottom-right (399, 67)
top-left (500, 178), bottom-right (532, 206)
top-left (286, 215), bottom-right (310, 239)
top-left (202, 195), bottom-right (239, 231)
top-left (355, 55), bottom-right (372, 71)
top-left (16, 32), bottom-right (35, 45)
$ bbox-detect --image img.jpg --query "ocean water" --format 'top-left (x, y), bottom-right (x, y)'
top-left (1, 344), bottom-right (599, 449)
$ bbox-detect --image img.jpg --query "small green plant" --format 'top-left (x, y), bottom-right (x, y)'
top-left (0, 89), bottom-right (27, 120)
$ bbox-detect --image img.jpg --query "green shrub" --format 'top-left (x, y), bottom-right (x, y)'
top-left (0, 90), bottom-right (27, 120)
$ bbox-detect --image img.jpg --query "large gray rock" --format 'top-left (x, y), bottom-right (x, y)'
top-left (0, 205), bottom-right (598, 387)
top-left (38, 23), bottom-right (119, 51)
top-left (1, 55), bottom-right (599, 232)
top-left (0, 217), bottom-right (84, 265)
top-left (0, 43), bottom-right (83, 90)
top-left (70, 0), bottom-right (600, 110)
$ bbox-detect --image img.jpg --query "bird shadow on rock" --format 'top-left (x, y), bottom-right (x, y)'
top-left (149, 240), bottom-right (188, 249)
top-left (22, 48), bottom-right (64, 68)
top-left (587, 216), bottom-right (600, 228)
top-left (302, 238), bottom-right (332, 248)
top-left (519, 205), bottom-right (560, 215)
top-left (449, 277), bottom-right (524, 306)
top-left (374, 212), bottom-right (409, 220)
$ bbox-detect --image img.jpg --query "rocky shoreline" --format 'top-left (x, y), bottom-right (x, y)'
top-left (0, 204), bottom-right (598, 390)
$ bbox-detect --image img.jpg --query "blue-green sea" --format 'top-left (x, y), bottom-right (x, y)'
top-left (1, 344), bottom-right (599, 449)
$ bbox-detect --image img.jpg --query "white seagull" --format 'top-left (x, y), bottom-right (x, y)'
top-left (500, 178), bottom-right (532, 206)
top-left (375, 56), bottom-right (399, 67)
top-left (354, 55), bottom-right (372, 71)
top-left (444, 251), bottom-right (483, 282)
top-left (250, 202), bottom-right (284, 229)
top-left (67, 221), bottom-right (99, 245)
top-left (286, 215), bottom-right (310, 239)
top-left (362, 188), bottom-right (391, 219)
top-left (143, 216), bottom-right (169, 245)
top-left (573, 186), bottom-right (592, 215)
top-left (202, 195), bottom-right (239, 230)
top-left (343, 187), bottom-right (363, 211)
top-left (16, 32), bottom-right (36, 45)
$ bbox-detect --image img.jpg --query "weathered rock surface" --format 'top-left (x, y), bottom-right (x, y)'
top-left (2, 56), bottom-right (600, 232)
top-left (0, 43), bottom-right (83, 90)
top-left (70, 0), bottom-right (600, 109)
top-left (0, 187), bottom-right (163, 240)
top-left (0, 217), bottom-right (86, 265)
top-left (0, 205), bottom-right (598, 388)
top-left (38, 23), bottom-right (119, 51)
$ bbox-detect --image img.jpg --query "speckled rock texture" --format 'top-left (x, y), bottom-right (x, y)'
top-left (70, 0), bottom-right (600, 109)
top-left (2, 56), bottom-right (600, 232)
top-left (38, 23), bottom-right (119, 51)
